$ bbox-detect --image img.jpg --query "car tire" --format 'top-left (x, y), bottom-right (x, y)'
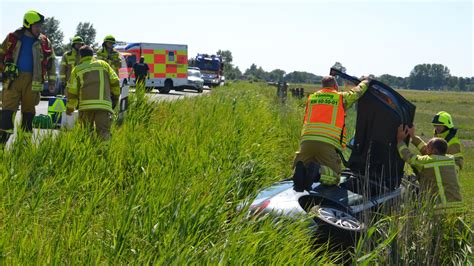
top-left (310, 205), bottom-right (364, 244)
top-left (159, 80), bottom-right (172, 94)
top-left (197, 88), bottom-right (203, 93)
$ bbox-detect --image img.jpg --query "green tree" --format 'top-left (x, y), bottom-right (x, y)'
top-left (447, 76), bottom-right (459, 90)
top-left (215, 50), bottom-right (242, 80)
top-left (458, 77), bottom-right (466, 91)
top-left (285, 71), bottom-right (322, 84)
top-left (268, 69), bottom-right (286, 82)
top-left (378, 74), bottom-right (407, 89)
top-left (244, 64), bottom-right (269, 81)
top-left (216, 50), bottom-right (233, 64)
top-left (76, 22), bottom-right (97, 49)
top-left (42, 17), bottom-right (64, 55)
top-left (224, 65), bottom-right (242, 80)
top-left (408, 63), bottom-right (451, 90)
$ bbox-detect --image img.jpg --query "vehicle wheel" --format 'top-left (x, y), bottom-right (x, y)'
top-left (160, 80), bottom-right (172, 94)
top-left (310, 205), bottom-right (364, 244)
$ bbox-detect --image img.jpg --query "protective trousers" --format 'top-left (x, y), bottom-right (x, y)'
top-left (0, 72), bottom-right (40, 144)
top-left (79, 110), bottom-right (112, 141)
top-left (293, 140), bottom-right (341, 184)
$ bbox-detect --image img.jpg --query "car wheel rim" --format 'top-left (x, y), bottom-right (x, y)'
top-left (317, 207), bottom-right (362, 230)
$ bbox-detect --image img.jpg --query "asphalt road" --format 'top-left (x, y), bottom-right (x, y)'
top-left (0, 85), bottom-right (210, 148)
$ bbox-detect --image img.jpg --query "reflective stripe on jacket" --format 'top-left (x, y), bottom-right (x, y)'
top-left (398, 142), bottom-right (464, 213)
top-left (66, 56), bottom-right (120, 113)
top-left (96, 47), bottom-right (121, 75)
top-left (302, 88), bottom-right (346, 149)
top-left (412, 130), bottom-right (464, 171)
top-left (60, 49), bottom-right (80, 83)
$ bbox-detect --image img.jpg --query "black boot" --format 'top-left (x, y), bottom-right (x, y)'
top-left (292, 161), bottom-right (306, 192)
top-left (306, 162), bottom-right (321, 183)
top-left (21, 112), bottom-right (35, 132)
top-left (0, 110), bottom-right (15, 145)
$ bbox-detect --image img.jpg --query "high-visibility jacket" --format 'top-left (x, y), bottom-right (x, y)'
top-left (59, 49), bottom-right (80, 83)
top-left (302, 88), bottom-right (347, 149)
top-left (96, 47), bottom-right (121, 75)
top-left (398, 142), bottom-right (464, 214)
top-left (0, 28), bottom-right (56, 91)
top-left (66, 56), bottom-right (120, 113)
top-left (412, 129), bottom-right (464, 172)
top-left (301, 80), bottom-right (369, 150)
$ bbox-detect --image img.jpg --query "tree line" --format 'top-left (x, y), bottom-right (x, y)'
top-left (232, 59), bottom-right (473, 92)
top-left (378, 64), bottom-right (474, 91)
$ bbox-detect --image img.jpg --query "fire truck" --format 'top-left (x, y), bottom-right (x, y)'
top-left (194, 54), bottom-right (224, 87)
top-left (116, 42), bottom-right (188, 94)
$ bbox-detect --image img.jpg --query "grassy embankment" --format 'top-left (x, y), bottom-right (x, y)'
top-left (1, 82), bottom-right (471, 263)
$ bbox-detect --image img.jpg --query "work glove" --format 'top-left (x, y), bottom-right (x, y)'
top-left (360, 76), bottom-right (373, 86)
top-left (320, 174), bottom-right (340, 186)
top-left (4, 62), bottom-right (19, 80)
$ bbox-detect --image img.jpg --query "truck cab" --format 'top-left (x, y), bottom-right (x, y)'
top-left (195, 54), bottom-right (224, 87)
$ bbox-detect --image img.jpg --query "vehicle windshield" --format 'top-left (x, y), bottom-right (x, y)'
top-left (188, 70), bottom-right (201, 78)
top-left (196, 59), bottom-right (220, 71)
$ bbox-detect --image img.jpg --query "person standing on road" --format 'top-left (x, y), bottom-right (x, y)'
top-left (59, 35), bottom-right (84, 94)
top-left (410, 111), bottom-right (464, 173)
top-left (96, 35), bottom-right (121, 75)
top-left (129, 56), bottom-right (149, 91)
top-left (66, 45), bottom-right (120, 141)
top-left (0, 10), bottom-right (56, 145)
top-left (293, 76), bottom-right (371, 191)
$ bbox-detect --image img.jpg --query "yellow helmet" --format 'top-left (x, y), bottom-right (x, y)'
top-left (23, 10), bottom-right (45, 29)
top-left (431, 111), bottom-right (454, 129)
top-left (72, 36), bottom-right (84, 45)
top-left (103, 35), bottom-right (116, 44)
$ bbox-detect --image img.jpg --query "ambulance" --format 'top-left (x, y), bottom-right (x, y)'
top-left (116, 42), bottom-right (188, 94)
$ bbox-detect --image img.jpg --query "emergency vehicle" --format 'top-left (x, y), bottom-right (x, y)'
top-left (116, 42), bottom-right (188, 94)
top-left (194, 54), bottom-right (224, 87)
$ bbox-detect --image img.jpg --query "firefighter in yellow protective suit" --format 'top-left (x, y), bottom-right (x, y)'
top-left (66, 46), bottom-right (120, 141)
top-left (59, 36), bottom-right (84, 93)
top-left (398, 125), bottom-right (464, 214)
top-left (0, 10), bottom-right (56, 145)
top-left (411, 111), bottom-right (464, 172)
top-left (96, 35), bottom-right (121, 75)
top-left (293, 76), bottom-right (370, 191)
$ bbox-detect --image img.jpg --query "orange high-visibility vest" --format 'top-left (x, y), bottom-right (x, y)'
top-left (301, 88), bottom-right (346, 150)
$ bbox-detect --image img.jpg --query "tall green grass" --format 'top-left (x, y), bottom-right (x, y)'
top-left (1, 82), bottom-right (472, 263)
top-left (0, 82), bottom-right (336, 263)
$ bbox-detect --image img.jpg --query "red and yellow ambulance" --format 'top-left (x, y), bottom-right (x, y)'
top-left (116, 42), bottom-right (188, 94)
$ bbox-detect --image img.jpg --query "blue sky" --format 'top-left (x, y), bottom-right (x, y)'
top-left (1, 0), bottom-right (473, 77)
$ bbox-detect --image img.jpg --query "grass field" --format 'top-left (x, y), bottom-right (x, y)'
top-left (0, 82), bottom-right (471, 263)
